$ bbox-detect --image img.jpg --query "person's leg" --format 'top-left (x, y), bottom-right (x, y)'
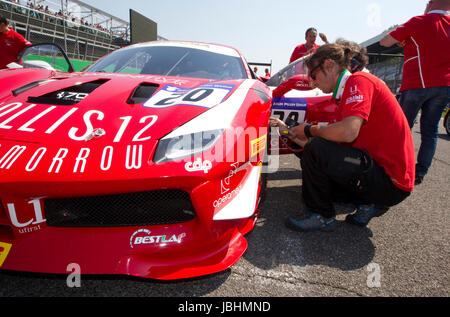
top-left (291, 138), bottom-right (411, 231)
top-left (416, 87), bottom-right (450, 180)
top-left (299, 137), bottom-right (371, 219)
top-left (398, 88), bottom-right (427, 129)
top-left (345, 162), bottom-right (411, 227)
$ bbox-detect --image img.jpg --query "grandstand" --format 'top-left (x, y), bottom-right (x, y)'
top-left (361, 30), bottom-right (404, 94)
top-left (1, 0), bottom-right (166, 64)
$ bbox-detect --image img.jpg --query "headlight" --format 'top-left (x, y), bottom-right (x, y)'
top-left (153, 129), bottom-right (224, 164)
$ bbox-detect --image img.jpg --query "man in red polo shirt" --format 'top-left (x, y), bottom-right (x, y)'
top-left (0, 16), bottom-right (32, 69)
top-left (289, 28), bottom-right (328, 63)
top-left (380, 0), bottom-right (450, 185)
top-left (270, 43), bottom-right (415, 232)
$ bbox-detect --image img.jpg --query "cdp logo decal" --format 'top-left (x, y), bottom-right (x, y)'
top-left (0, 242), bottom-right (12, 267)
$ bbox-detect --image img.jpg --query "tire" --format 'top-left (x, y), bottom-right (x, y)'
top-left (258, 163), bottom-right (268, 205)
top-left (444, 109), bottom-right (450, 136)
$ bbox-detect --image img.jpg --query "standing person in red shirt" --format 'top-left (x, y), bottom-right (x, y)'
top-left (270, 43), bottom-right (415, 232)
top-left (0, 16), bottom-right (32, 69)
top-left (289, 28), bottom-right (328, 64)
top-left (380, 0), bottom-right (450, 185)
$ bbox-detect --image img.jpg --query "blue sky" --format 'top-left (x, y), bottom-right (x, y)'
top-left (81, 0), bottom-right (428, 74)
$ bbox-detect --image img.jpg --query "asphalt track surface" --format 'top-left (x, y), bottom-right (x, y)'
top-left (0, 123), bottom-right (448, 298)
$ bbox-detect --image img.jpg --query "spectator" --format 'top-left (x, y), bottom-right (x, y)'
top-left (265, 68), bottom-right (271, 77)
top-left (0, 15), bottom-right (32, 69)
top-left (289, 27), bottom-right (328, 63)
top-left (380, 0), bottom-right (450, 185)
top-left (270, 43), bottom-right (415, 232)
top-left (253, 66), bottom-right (258, 75)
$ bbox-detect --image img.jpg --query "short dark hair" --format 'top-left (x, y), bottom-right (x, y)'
top-left (0, 16), bottom-right (9, 25)
top-left (305, 27), bottom-right (317, 37)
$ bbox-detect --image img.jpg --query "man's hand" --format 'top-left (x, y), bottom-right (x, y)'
top-left (270, 120), bottom-right (310, 148)
top-left (319, 33), bottom-right (329, 44)
top-left (269, 117), bottom-right (291, 136)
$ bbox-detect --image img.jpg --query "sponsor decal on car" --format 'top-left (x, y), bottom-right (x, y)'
top-left (143, 83), bottom-right (235, 109)
top-left (6, 199), bottom-right (46, 234)
top-left (0, 102), bottom-right (158, 143)
top-left (129, 229), bottom-right (186, 248)
top-left (0, 143), bottom-right (146, 173)
top-left (271, 97), bottom-right (307, 123)
top-left (220, 162), bottom-right (240, 194)
top-left (250, 134), bottom-right (267, 157)
top-left (213, 185), bottom-right (242, 209)
top-left (185, 158), bottom-right (212, 174)
top-left (0, 242), bottom-right (12, 267)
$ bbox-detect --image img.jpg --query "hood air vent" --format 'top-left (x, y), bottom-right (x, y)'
top-left (27, 79), bottom-right (109, 105)
top-left (127, 83), bottom-right (159, 104)
top-left (12, 79), bottom-right (57, 96)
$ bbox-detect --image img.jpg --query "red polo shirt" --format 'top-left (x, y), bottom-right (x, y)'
top-left (389, 11), bottom-right (450, 92)
top-left (289, 43), bottom-right (319, 63)
top-left (339, 72), bottom-right (415, 192)
top-left (0, 28), bottom-right (32, 69)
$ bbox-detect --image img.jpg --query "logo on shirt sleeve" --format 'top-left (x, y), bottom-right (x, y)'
top-left (349, 85), bottom-right (359, 95)
top-left (346, 95), bottom-right (364, 104)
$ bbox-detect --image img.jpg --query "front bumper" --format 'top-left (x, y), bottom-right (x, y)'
top-left (0, 163), bottom-right (262, 280)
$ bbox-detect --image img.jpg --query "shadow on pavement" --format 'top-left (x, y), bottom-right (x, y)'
top-left (244, 182), bottom-right (375, 272)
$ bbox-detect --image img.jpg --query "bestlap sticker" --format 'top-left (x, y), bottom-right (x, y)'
top-left (143, 83), bottom-right (235, 109)
top-left (0, 242), bottom-right (12, 267)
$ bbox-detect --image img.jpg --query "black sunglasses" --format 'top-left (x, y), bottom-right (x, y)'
top-left (309, 62), bottom-right (323, 80)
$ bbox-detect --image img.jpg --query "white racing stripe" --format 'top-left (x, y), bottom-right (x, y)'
top-left (213, 165), bottom-right (261, 221)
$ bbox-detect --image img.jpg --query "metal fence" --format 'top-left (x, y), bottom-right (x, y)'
top-left (1, 0), bottom-right (123, 62)
top-left (367, 55), bottom-right (404, 93)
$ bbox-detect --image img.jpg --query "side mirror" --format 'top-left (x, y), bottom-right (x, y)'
top-left (17, 43), bottom-right (75, 73)
top-left (22, 60), bottom-right (55, 70)
top-left (273, 74), bottom-right (313, 97)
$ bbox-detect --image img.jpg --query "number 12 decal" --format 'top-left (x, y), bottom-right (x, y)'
top-left (143, 84), bottom-right (235, 109)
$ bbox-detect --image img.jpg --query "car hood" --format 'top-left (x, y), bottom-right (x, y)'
top-left (0, 72), bottom-right (245, 145)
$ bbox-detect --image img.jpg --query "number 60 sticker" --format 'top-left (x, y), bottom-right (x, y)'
top-left (143, 84), bottom-right (235, 109)
top-left (0, 242), bottom-right (12, 268)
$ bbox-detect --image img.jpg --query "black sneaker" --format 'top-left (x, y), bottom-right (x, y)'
top-left (286, 213), bottom-right (336, 232)
top-left (415, 175), bottom-right (424, 185)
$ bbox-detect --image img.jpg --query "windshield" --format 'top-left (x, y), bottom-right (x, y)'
top-left (85, 45), bottom-right (247, 80)
top-left (266, 57), bottom-right (309, 87)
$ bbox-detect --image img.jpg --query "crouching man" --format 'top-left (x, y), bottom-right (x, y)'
top-left (270, 43), bottom-right (415, 232)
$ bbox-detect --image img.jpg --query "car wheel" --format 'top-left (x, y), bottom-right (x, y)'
top-left (444, 109), bottom-right (450, 136)
top-left (258, 165), bottom-right (268, 205)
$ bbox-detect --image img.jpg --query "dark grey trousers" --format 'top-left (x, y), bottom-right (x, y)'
top-left (300, 137), bottom-right (410, 218)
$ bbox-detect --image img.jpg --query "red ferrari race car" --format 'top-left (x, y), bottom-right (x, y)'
top-left (0, 41), bottom-right (272, 280)
top-left (0, 42), bottom-right (335, 280)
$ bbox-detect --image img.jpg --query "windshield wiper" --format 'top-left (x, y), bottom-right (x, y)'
top-left (165, 51), bottom-right (190, 76)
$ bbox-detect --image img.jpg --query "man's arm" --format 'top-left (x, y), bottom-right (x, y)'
top-left (319, 33), bottom-right (329, 44)
top-left (292, 116), bottom-right (364, 144)
top-left (380, 34), bottom-right (399, 47)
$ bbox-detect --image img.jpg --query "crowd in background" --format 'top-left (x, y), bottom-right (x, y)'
top-left (2, 0), bottom-right (117, 36)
